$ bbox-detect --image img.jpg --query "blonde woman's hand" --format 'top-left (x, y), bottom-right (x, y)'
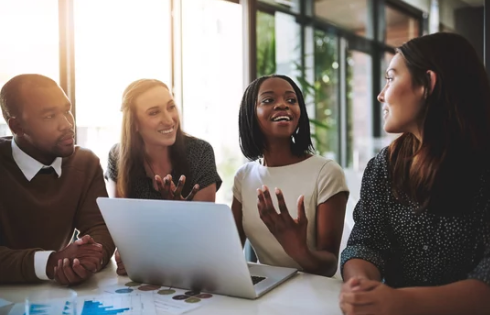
top-left (115, 249), bottom-right (127, 276)
top-left (155, 174), bottom-right (199, 201)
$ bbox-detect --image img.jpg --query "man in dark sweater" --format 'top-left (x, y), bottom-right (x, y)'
top-left (0, 74), bottom-right (115, 284)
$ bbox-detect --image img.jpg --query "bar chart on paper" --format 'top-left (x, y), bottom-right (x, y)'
top-left (80, 300), bottom-right (129, 315)
top-left (7, 294), bottom-right (156, 315)
top-left (8, 301), bottom-right (71, 315)
top-left (78, 294), bottom-right (156, 315)
top-left (24, 303), bottom-right (66, 315)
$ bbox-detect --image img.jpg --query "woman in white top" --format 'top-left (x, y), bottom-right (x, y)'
top-left (232, 74), bottom-right (349, 276)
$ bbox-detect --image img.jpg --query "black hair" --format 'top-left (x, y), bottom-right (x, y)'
top-left (238, 74), bottom-right (314, 160)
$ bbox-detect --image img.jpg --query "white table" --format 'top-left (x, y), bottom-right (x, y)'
top-left (0, 261), bottom-right (344, 315)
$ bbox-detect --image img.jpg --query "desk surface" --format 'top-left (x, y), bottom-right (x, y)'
top-left (0, 261), bottom-right (343, 315)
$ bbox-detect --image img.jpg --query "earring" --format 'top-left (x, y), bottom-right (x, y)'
top-left (291, 134), bottom-right (296, 144)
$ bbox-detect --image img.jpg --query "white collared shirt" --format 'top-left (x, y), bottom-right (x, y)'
top-left (11, 139), bottom-right (62, 280)
top-left (11, 139), bottom-right (62, 181)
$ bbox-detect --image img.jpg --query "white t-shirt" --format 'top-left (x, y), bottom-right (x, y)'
top-left (233, 155), bottom-right (349, 269)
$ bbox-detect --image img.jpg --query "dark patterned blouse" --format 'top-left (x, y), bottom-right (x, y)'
top-left (341, 148), bottom-right (490, 288)
top-left (106, 136), bottom-right (222, 199)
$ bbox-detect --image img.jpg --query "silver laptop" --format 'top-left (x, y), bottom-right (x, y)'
top-left (96, 197), bottom-right (298, 299)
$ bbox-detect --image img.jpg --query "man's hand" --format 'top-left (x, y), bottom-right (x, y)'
top-left (53, 258), bottom-right (93, 286)
top-left (47, 235), bottom-right (104, 284)
top-left (115, 249), bottom-right (127, 276)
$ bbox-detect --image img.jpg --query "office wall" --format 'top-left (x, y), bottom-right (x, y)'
top-left (440, 0), bottom-right (472, 29)
top-left (455, 6), bottom-right (484, 61)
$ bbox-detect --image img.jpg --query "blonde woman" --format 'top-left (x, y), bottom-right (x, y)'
top-left (106, 79), bottom-right (222, 275)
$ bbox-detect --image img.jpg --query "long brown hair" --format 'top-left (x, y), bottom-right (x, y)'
top-left (388, 33), bottom-right (490, 213)
top-left (117, 79), bottom-right (190, 198)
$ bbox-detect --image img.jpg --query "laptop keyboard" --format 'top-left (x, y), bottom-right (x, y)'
top-left (251, 275), bottom-right (266, 285)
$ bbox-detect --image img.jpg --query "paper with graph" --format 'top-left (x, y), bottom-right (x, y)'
top-left (77, 293), bottom-right (157, 315)
top-left (6, 281), bottom-right (212, 315)
top-left (102, 282), bottom-right (209, 314)
top-left (7, 294), bottom-right (155, 315)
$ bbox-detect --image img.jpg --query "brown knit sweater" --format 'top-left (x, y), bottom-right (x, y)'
top-left (0, 137), bottom-right (115, 283)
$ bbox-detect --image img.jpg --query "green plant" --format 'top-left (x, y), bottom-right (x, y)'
top-left (257, 11), bottom-right (276, 77)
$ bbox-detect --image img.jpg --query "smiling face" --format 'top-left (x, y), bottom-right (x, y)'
top-left (378, 53), bottom-right (425, 136)
top-left (134, 85), bottom-right (179, 147)
top-left (255, 77), bottom-right (301, 141)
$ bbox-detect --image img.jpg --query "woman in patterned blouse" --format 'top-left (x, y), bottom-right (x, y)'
top-left (340, 33), bottom-right (490, 315)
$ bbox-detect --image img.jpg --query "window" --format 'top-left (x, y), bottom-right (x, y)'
top-left (181, 0), bottom-right (243, 204)
top-left (0, 0), bottom-right (59, 137)
top-left (346, 51), bottom-right (372, 171)
top-left (73, 0), bottom-right (172, 172)
top-left (385, 5), bottom-right (420, 47)
top-left (314, 0), bottom-right (370, 38)
top-left (256, 11), bottom-right (301, 82)
top-left (313, 30), bottom-right (339, 160)
top-left (275, 13), bottom-right (302, 82)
